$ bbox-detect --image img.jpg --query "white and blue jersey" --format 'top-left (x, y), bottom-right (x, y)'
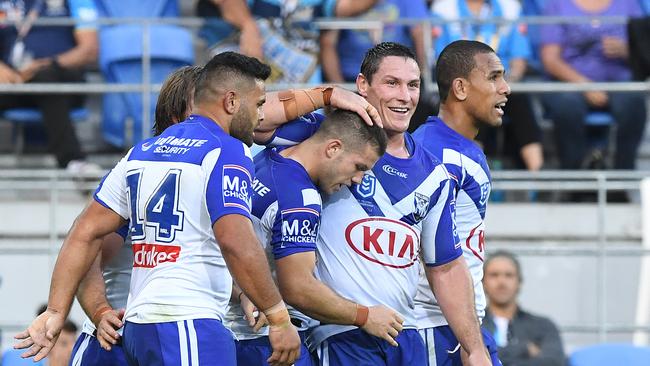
top-left (225, 147), bottom-right (319, 340)
top-left (309, 131), bottom-right (461, 348)
top-left (94, 114), bottom-right (255, 365)
top-left (412, 116), bottom-right (491, 327)
top-left (262, 112), bottom-right (324, 147)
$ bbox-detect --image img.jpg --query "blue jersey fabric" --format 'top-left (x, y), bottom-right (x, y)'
top-left (252, 147), bottom-right (322, 260)
top-left (315, 329), bottom-right (426, 366)
top-left (69, 333), bottom-right (128, 366)
top-left (432, 0), bottom-right (531, 72)
top-left (263, 112), bottom-right (324, 147)
top-left (336, 0), bottom-right (428, 80)
top-left (413, 117), bottom-right (491, 223)
top-left (0, 0), bottom-right (97, 64)
top-left (122, 319), bottom-right (236, 366)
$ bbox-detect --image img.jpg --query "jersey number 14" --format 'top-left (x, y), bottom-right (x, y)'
top-left (126, 169), bottom-right (185, 242)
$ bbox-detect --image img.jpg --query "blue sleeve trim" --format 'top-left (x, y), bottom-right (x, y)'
top-left (211, 211), bottom-right (253, 228)
top-left (273, 246), bottom-right (317, 260)
top-left (424, 249), bottom-right (462, 267)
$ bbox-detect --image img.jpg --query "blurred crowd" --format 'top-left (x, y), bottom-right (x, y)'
top-left (0, 0), bottom-right (649, 178)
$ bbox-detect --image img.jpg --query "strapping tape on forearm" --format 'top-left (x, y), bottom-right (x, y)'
top-left (353, 304), bottom-right (369, 327)
top-left (279, 87), bottom-right (334, 121)
top-left (263, 300), bottom-right (291, 326)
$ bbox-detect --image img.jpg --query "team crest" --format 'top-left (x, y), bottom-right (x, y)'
top-left (356, 174), bottom-right (376, 198)
top-left (479, 182), bottom-right (491, 206)
top-left (413, 192), bottom-right (430, 223)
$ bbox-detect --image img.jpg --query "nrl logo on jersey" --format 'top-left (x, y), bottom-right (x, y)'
top-left (356, 174), bottom-right (376, 198)
top-left (413, 192), bottom-right (430, 223)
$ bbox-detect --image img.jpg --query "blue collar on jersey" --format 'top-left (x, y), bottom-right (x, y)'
top-left (185, 114), bottom-right (228, 136)
top-left (425, 116), bottom-right (477, 145)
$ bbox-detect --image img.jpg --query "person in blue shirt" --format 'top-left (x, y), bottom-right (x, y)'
top-left (0, 0), bottom-right (99, 173)
top-left (432, 0), bottom-right (543, 172)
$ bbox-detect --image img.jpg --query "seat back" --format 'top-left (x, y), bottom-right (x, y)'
top-left (98, 24), bottom-right (194, 147)
top-left (94, 0), bottom-right (179, 18)
top-left (569, 343), bottom-right (650, 366)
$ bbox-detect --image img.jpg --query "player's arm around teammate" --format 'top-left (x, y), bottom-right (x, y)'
top-left (255, 85), bottom-right (382, 143)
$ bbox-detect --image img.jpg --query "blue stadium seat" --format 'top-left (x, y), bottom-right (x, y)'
top-left (98, 24), bottom-right (194, 147)
top-left (94, 0), bottom-right (179, 18)
top-left (569, 343), bottom-right (650, 366)
top-left (1, 349), bottom-right (46, 366)
top-left (585, 111), bottom-right (615, 127)
top-left (3, 108), bottom-right (89, 155)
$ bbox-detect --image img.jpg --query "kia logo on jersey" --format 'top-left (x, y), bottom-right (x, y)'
top-left (133, 243), bottom-right (181, 268)
top-left (381, 164), bottom-right (408, 178)
top-left (345, 217), bottom-right (420, 268)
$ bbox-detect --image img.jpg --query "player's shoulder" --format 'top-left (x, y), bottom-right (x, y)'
top-left (255, 148), bottom-right (317, 200)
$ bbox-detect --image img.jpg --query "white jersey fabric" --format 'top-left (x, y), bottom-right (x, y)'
top-left (308, 132), bottom-right (462, 348)
top-left (412, 117), bottom-right (492, 328)
top-left (94, 114), bottom-right (255, 324)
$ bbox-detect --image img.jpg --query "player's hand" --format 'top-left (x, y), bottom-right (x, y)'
top-left (329, 87), bottom-right (383, 128)
top-left (463, 349), bottom-right (493, 366)
top-left (96, 309), bottom-right (125, 351)
top-left (240, 293), bottom-right (268, 332)
top-left (602, 36), bottom-right (628, 59)
top-left (361, 305), bottom-right (404, 347)
top-left (13, 308), bottom-right (65, 361)
top-left (267, 311), bottom-right (301, 366)
top-left (0, 62), bottom-right (22, 83)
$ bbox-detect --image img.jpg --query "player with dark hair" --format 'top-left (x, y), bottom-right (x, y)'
top-left (228, 108), bottom-right (398, 366)
top-left (14, 52), bottom-right (302, 366)
top-left (412, 39), bottom-right (511, 365)
top-left (263, 41), bottom-right (491, 366)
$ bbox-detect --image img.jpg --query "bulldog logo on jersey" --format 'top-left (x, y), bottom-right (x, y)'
top-left (413, 192), bottom-right (430, 223)
top-left (479, 182), bottom-right (491, 206)
top-left (356, 174), bottom-right (376, 198)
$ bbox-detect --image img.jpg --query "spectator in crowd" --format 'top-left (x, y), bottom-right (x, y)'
top-left (432, 0), bottom-right (544, 172)
top-left (540, 0), bottom-right (647, 172)
top-left (196, 0), bottom-right (379, 84)
top-left (483, 251), bottom-right (566, 366)
top-left (0, 0), bottom-right (100, 173)
top-left (319, 0), bottom-right (438, 129)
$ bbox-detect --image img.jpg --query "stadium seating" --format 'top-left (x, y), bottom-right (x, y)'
top-left (98, 24), bottom-right (194, 147)
top-left (93, 0), bottom-right (179, 18)
top-left (4, 108), bottom-right (89, 156)
top-left (569, 343), bottom-right (650, 366)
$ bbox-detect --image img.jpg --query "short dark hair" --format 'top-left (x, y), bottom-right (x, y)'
top-left (62, 320), bottom-right (78, 334)
top-left (194, 51), bottom-right (271, 104)
top-left (436, 40), bottom-right (496, 102)
top-left (360, 42), bottom-right (417, 84)
top-left (313, 109), bottom-right (387, 156)
top-left (154, 65), bottom-right (203, 136)
top-left (485, 250), bottom-right (523, 282)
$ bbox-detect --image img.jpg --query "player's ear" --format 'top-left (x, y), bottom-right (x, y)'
top-left (356, 73), bottom-right (369, 97)
top-left (223, 90), bottom-right (239, 115)
top-left (451, 77), bottom-right (468, 101)
top-left (325, 139), bottom-right (343, 159)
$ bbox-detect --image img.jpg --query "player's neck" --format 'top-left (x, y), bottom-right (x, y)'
top-left (438, 104), bottom-right (479, 141)
top-left (385, 131), bottom-right (410, 158)
top-left (192, 106), bottom-right (230, 134)
top-left (490, 302), bottom-right (518, 320)
top-left (279, 143), bottom-right (319, 182)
